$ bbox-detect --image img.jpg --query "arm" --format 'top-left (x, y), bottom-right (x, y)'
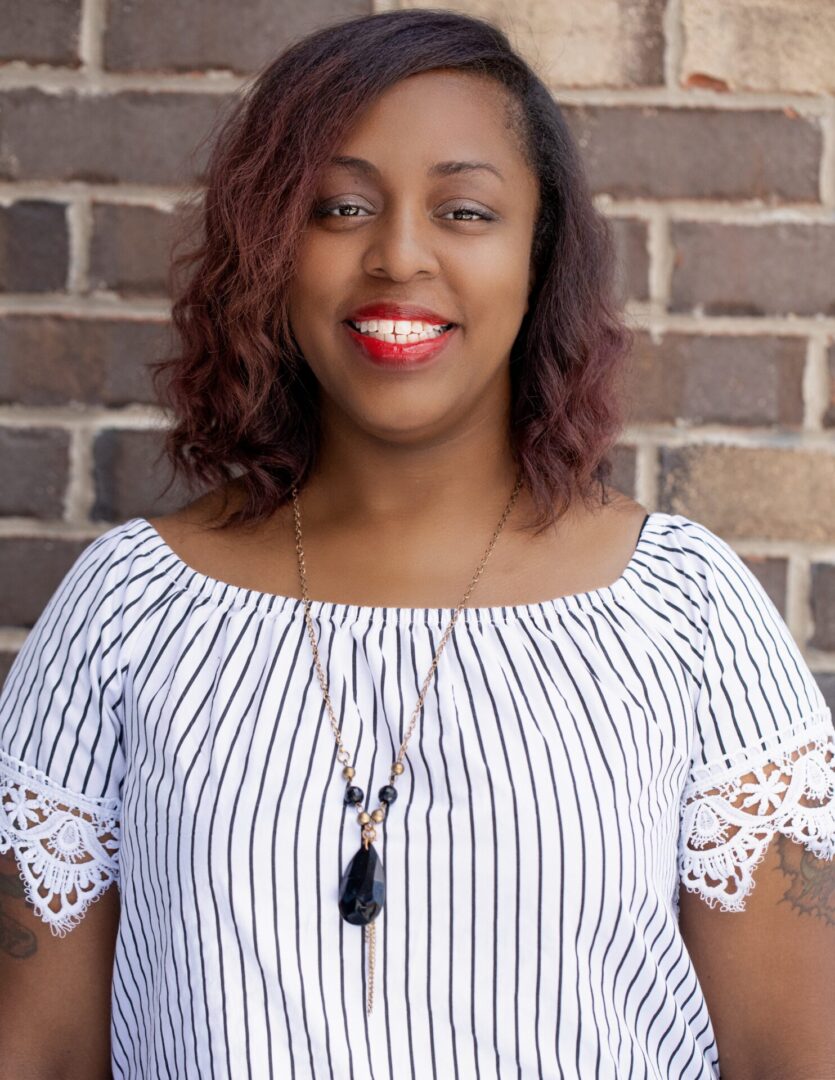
top-left (0, 848), bottom-right (120, 1080)
top-left (679, 831), bottom-right (835, 1080)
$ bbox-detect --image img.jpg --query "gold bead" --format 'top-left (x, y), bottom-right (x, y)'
top-left (342, 766), bottom-right (355, 780)
top-left (371, 808), bottom-right (385, 823)
top-left (357, 811), bottom-right (371, 825)
top-left (392, 762), bottom-right (405, 775)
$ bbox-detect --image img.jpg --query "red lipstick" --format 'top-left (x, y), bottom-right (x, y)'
top-left (341, 301), bottom-right (459, 370)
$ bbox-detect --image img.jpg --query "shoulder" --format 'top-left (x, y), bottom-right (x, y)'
top-left (606, 509), bottom-right (765, 646)
top-left (57, 516), bottom-right (151, 602)
top-left (638, 508), bottom-right (742, 584)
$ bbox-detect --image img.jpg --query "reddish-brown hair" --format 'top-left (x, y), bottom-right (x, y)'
top-left (149, 8), bottom-right (634, 536)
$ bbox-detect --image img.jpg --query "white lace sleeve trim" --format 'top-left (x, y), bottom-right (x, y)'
top-left (0, 746), bottom-right (121, 937)
top-left (678, 708), bottom-right (835, 914)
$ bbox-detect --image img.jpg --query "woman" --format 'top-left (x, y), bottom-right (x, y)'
top-left (1, 9), bottom-right (833, 1079)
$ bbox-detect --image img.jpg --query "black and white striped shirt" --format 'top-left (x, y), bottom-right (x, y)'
top-left (1, 511), bottom-right (833, 1079)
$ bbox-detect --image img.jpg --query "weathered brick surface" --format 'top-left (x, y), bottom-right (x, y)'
top-left (400, 0), bottom-right (665, 88)
top-left (92, 429), bottom-right (200, 521)
top-left (105, 0), bottom-right (370, 74)
top-left (89, 204), bottom-right (178, 296)
top-left (0, 201), bottom-right (69, 292)
top-left (0, 652), bottom-right (14, 691)
top-left (670, 223), bottom-right (835, 317)
top-left (0, 427), bottom-right (70, 517)
top-left (624, 332), bottom-right (805, 427)
top-left (0, 535), bottom-right (90, 626)
top-left (742, 555), bottom-right (788, 616)
top-left (0, 0), bottom-right (832, 679)
top-left (610, 218), bottom-right (649, 304)
top-left (609, 443), bottom-right (637, 497)
top-left (658, 445), bottom-right (835, 542)
top-left (816, 674), bottom-right (835, 716)
top-left (0, 315), bottom-right (167, 406)
top-left (810, 564), bottom-right (835, 652)
top-left (0, 90), bottom-right (231, 184)
top-left (681, 0), bottom-right (835, 94)
top-left (825, 343), bottom-right (835, 428)
top-left (0, 0), bottom-right (81, 66)
top-left (563, 106), bottom-right (821, 201)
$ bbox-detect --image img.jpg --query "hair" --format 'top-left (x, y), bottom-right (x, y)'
top-left (148, 8), bottom-right (634, 537)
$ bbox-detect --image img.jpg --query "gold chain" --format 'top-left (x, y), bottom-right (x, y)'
top-left (291, 470), bottom-right (524, 1015)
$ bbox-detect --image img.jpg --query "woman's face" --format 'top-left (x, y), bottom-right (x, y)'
top-left (287, 68), bottom-right (540, 444)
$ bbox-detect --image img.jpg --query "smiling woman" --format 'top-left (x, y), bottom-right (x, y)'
top-left (1, 8), bottom-right (834, 1080)
top-left (144, 9), bottom-right (631, 537)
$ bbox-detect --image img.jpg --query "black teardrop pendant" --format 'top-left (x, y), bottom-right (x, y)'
top-left (338, 843), bottom-right (385, 926)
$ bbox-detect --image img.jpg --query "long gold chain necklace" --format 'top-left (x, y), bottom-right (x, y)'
top-left (291, 471), bottom-right (523, 1016)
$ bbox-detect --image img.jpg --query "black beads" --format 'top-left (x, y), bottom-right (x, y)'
top-left (344, 785), bottom-right (364, 806)
top-left (338, 843), bottom-right (386, 926)
top-left (378, 785), bottom-right (398, 805)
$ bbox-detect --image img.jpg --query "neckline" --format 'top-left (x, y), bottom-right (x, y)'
top-left (132, 511), bottom-right (662, 624)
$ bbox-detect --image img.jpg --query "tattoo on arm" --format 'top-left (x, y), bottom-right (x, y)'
top-left (775, 832), bottom-right (835, 926)
top-left (0, 866), bottom-right (38, 958)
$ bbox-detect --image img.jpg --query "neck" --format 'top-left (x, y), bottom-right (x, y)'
top-left (299, 427), bottom-right (526, 539)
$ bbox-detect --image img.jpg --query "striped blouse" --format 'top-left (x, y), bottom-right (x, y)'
top-left (1, 510), bottom-right (834, 1079)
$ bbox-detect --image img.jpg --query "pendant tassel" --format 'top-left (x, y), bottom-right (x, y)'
top-left (366, 919), bottom-right (376, 1015)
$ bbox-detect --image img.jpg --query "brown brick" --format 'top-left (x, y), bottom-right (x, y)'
top-left (0, 0), bottom-right (81, 66)
top-left (658, 444), bottom-right (835, 542)
top-left (810, 563), bottom-right (835, 652)
top-left (816, 674), bottom-right (835, 715)
top-left (563, 106), bottom-right (821, 201)
top-left (0, 535), bottom-right (90, 626)
top-left (740, 555), bottom-right (788, 617)
top-left (824, 342), bottom-right (835, 428)
top-left (610, 217), bottom-right (649, 304)
top-left (0, 427), bottom-right (70, 517)
top-left (92, 429), bottom-right (199, 521)
top-left (681, 0), bottom-right (835, 94)
top-left (670, 222), bottom-right (835, 317)
top-left (0, 201), bottom-right (69, 292)
top-left (0, 90), bottom-right (230, 185)
top-left (105, 0), bottom-right (370, 74)
top-left (624, 332), bottom-right (805, 427)
top-left (0, 650), bottom-right (15, 689)
top-left (0, 315), bottom-right (168, 406)
top-left (609, 443), bottom-right (637, 497)
top-left (400, 0), bottom-right (664, 88)
top-left (89, 204), bottom-right (178, 296)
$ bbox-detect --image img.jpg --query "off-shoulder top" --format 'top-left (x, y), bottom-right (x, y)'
top-left (1, 511), bottom-right (833, 1079)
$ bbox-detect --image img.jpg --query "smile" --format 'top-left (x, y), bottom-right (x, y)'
top-left (342, 319), bottom-right (458, 369)
top-left (346, 318), bottom-right (456, 344)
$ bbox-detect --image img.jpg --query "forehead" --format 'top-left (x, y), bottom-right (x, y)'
top-left (331, 69), bottom-right (525, 173)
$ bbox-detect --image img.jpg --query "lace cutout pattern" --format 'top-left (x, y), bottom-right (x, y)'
top-left (0, 747), bottom-right (121, 936)
top-left (678, 710), bottom-right (835, 913)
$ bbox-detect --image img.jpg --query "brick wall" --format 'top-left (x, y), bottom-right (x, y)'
top-left (1, 0), bottom-right (834, 710)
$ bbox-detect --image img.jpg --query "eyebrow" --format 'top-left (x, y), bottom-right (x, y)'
top-left (328, 155), bottom-right (505, 182)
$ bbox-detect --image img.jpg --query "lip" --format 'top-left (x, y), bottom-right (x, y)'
top-left (344, 301), bottom-right (457, 326)
top-left (342, 320), bottom-right (458, 370)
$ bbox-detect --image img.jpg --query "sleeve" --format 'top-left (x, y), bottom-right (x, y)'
top-left (677, 522), bottom-right (835, 915)
top-left (0, 526), bottom-right (131, 937)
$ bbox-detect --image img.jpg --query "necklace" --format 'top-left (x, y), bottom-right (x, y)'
top-left (291, 471), bottom-right (524, 1016)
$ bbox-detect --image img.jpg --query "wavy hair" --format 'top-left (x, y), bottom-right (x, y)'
top-left (149, 8), bottom-right (634, 536)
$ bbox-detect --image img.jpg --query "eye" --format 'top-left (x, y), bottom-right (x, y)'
top-left (313, 202), bottom-right (370, 219)
top-left (313, 201), bottom-right (496, 222)
top-left (442, 204), bottom-right (495, 222)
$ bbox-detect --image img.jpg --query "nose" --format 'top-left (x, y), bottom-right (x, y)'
top-left (360, 203), bottom-right (441, 281)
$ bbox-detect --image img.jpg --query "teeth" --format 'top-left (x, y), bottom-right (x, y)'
top-left (349, 317), bottom-right (452, 344)
top-left (350, 318), bottom-right (448, 334)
